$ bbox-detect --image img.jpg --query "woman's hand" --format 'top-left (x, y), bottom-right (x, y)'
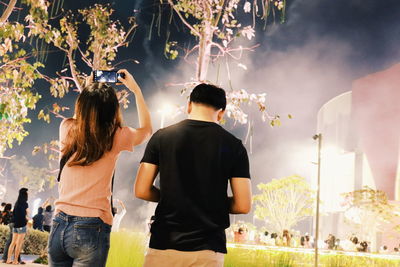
top-left (117, 69), bottom-right (140, 94)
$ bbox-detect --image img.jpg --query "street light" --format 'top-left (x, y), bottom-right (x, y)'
top-left (312, 133), bottom-right (322, 267)
top-left (157, 103), bottom-right (174, 128)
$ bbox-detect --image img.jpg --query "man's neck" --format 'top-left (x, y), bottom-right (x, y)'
top-left (188, 113), bottom-right (217, 123)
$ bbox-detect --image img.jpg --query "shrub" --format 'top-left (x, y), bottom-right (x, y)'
top-left (0, 225), bottom-right (48, 255)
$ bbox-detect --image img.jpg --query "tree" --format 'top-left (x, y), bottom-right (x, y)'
top-left (341, 186), bottom-right (399, 242)
top-left (253, 175), bottom-right (315, 234)
top-left (25, 2), bottom-right (137, 116)
top-left (2, 1), bottom-right (137, 181)
top-left (162, 0), bottom-right (286, 125)
top-left (0, 0), bottom-right (49, 158)
top-left (21, 2), bottom-right (138, 170)
top-left (10, 156), bottom-right (56, 196)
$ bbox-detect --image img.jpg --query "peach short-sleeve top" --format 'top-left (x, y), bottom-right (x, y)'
top-left (55, 119), bottom-right (136, 225)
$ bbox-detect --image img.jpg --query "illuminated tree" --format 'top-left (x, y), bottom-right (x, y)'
top-left (1, 1), bottom-right (137, 179)
top-left (10, 156), bottom-right (56, 196)
top-left (26, 2), bottom-right (137, 119)
top-left (341, 186), bottom-right (399, 242)
top-left (253, 175), bottom-right (315, 234)
top-left (162, 0), bottom-right (286, 125)
top-left (0, 0), bottom-right (48, 158)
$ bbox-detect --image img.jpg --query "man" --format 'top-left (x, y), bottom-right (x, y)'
top-left (32, 207), bottom-right (44, 231)
top-left (135, 83), bottom-right (252, 267)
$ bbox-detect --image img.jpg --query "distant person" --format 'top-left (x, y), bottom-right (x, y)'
top-left (43, 205), bottom-right (54, 232)
top-left (0, 203), bottom-right (12, 225)
top-left (7, 188), bottom-right (29, 264)
top-left (325, 234), bottom-right (336, 250)
top-left (358, 241), bottom-right (368, 252)
top-left (270, 233), bottom-right (279, 246)
top-left (1, 203), bottom-right (23, 264)
top-left (379, 245), bottom-right (388, 254)
top-left (1, 202), bottom-right (6, 212)
top-left (111, 199), bottom-right (127, 232)
top-left (41, 197), bottom-right (54, 232)
top-left (282, 229), bottom-right (291, 247)
top-left (48, 69), bottom-right (152, 267)
top-left (0, 202), bottom-right (5, 223)
top-left (235, 228), bottom-right (247, 243)
top-left (135, 83), bottom-right (252, 267)
top-left (32, 207), bottom-right (45, 231)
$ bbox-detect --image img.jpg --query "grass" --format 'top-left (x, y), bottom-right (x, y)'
top-left (106, 231), bottom-right (147, 267)
top-left (106, 231), bottom-right (400, 267)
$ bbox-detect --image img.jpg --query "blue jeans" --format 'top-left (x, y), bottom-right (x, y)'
top-left (13, 226), bottom-right (27, 234)
top-left (48, 212), bottom-right (111, 267)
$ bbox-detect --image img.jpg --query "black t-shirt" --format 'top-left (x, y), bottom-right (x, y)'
top-left (1, 211), bottom-right (12, 225)
top-left (141, 119), bottom-right (250, 253)
top-left (13, 202), bottom-right (28, 228)
top-left (32, 213), bottom-right (44, 230)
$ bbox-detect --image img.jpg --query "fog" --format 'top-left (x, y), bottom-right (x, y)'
top-left (3, 0), bottom-right (400, 231)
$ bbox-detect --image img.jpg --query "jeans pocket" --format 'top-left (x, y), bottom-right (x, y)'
top-left (72, 222), bottom-right (101, 254)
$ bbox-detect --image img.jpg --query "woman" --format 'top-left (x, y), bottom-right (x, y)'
top-left (7, 188), bottom-right (29, 264)
top-left (0, 203), bottom-right (12, 225)
top-left (48, 69), bottom-right (151, 267)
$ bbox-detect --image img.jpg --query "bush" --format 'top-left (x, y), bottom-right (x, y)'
top-left (0, 225), bottom-right (49, 255)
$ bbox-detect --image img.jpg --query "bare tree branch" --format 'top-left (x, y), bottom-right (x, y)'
top-left (167, 0), bottom-right (201, 37)
top-left (65, 23), bottom-right (83, 92)
top-left (0, 0), bottom-right (17, 25)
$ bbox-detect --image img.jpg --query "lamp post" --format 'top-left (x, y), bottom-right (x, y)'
top-left (312, 133), bottom-right (322, 267)
top-left (158, 104), bottom-right (173, 128)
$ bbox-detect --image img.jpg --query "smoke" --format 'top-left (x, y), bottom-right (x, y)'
top-left (5, 0), bottom-right (400, 232)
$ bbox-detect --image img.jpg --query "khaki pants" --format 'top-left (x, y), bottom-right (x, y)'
top-left (143, 248), bottom-right (225, 267)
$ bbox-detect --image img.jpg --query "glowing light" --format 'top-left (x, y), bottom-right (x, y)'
top-left (32, 198), bottom-right (42, 216)
top-left (157, 103), bottom-right (175, 128)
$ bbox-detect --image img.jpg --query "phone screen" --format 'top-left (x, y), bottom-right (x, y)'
top-left (93, 70), bottom-right (118, 83)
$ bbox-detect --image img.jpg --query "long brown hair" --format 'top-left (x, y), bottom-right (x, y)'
top-left (62, 83), bottom-right (122, 166)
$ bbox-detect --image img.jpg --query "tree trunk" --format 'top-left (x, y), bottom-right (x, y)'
top-left (196, 4), bottom-right (213, 82)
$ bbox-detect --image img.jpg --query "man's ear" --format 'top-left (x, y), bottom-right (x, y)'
top-left (217, 109), bottom-right (225, 122)
top-left (187, 102), bottom-right (192, 114)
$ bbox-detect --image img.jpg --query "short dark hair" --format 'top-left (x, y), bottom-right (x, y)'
top-left (4, 203), bottom-right (12, 212)
top-left (189, 83), bottom-right (226, 110)
top-left (38, 207), bottom-right (44, 214)
top-left (45, 205), bottom-right (52, 212)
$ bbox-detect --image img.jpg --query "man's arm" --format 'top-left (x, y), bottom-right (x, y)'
top-left (229, 177), bottom-right (252, 214)
top-left (134, 163), bottom-right (160, 202)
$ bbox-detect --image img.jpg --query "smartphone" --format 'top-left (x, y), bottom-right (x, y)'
top-left (93, 70), bottom-right (124, 83)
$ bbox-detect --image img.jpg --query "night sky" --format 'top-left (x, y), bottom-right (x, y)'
top-left (5, 0), bottom-right (400, 226)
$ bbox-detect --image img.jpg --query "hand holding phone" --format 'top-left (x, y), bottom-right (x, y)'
top-left (93, 70), bottom-right (124, 83)
top-left (117, 69), bottom-right (140, 94)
